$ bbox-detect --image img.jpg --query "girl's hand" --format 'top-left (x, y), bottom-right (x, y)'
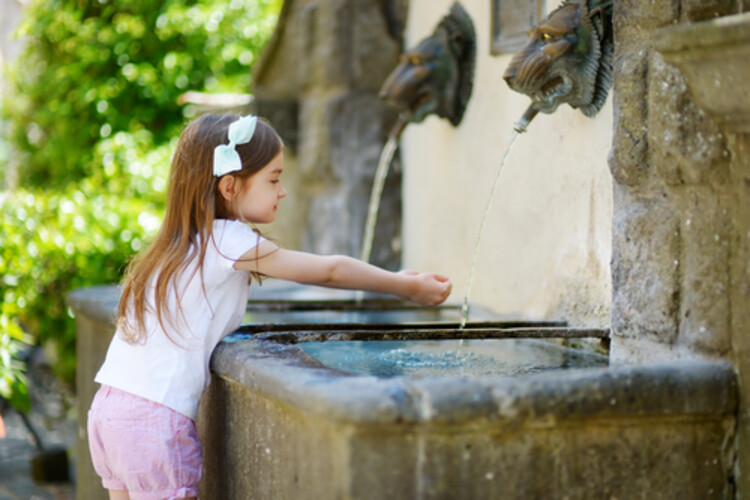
top-left (399, 270), bottom-right (452, 306)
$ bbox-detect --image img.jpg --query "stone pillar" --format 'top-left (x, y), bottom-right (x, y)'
top-left (66, 286), bottom-right (120, 500)
top-left (252, 0), bottom-right (407, 270)
top-left (730, 131), bottom-right (750, 499)
top-left (609, 1), bottom-right (744, 364)
top-left (609, 1), bottom-right (684, 362)
top-left (613, 2), bottom-right (750, 495)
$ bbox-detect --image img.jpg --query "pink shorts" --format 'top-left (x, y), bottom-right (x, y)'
top-left (87, 385), bottom-right (202, 500)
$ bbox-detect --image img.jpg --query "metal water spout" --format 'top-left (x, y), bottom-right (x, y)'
top-left (503, 0), bottom-right (613, 132)
top-left (512, 104), bottom-right (541, 134)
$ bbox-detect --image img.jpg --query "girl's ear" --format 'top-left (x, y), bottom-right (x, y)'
top-left (218, 175), bottom-right (237, 201)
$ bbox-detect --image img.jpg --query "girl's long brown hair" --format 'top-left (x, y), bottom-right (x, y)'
top-left (117, 113), bottom-right (282, 344)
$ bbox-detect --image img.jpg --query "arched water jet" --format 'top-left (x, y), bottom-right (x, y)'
top-left (359, 118), bottom-right (408, 266)
top-left (459, 132), bottom-right (521, 328)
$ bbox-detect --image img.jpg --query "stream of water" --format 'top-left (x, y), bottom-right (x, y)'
top-left (359, 135), bottom-right (400, 265)
top-left (356, 121), bottom-right (405, 303)
top-left (356, 124), bottom-right (520, 333)
top-left (459, 131), bottom-right (521, 329)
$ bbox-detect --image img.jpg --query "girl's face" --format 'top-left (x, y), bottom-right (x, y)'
top-left (232, 151), bottom-right (287, 224)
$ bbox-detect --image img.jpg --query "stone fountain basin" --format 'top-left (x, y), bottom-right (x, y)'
top-left (67, 285), bottom-right (738, 499)
top-left (198, 323), bottom-right (737, 499)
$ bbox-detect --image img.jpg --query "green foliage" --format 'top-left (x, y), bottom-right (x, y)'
top-left (0, 148), bottom-right (169, 381)
top-left (0, 314), bottom-right (32, 414)
top-left (0, 0), bottom-right (282, 402)
top-left (5, 0), bottom-right (281, 188)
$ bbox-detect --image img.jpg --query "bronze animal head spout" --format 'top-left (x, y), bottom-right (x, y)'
top-left (379, 2), bottom-right (476, 127)
top-left (503, 0), bottom-right (613, 131)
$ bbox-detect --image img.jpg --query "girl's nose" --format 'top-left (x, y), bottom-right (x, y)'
top-left (279, 186), bottom-right (288, 198)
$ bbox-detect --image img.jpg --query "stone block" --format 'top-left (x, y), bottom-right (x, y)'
top-left (611, 189), bottom-right (681, 343)
top-left (681, 0), bottom-right (742, 22)
top-left (297, 95), bottom-right (333, 177)
top-left (614, 0), bottom-right (680, 30)
top-left (328, 92), bottom-right (393, 182)
top-left (647, 51), bottom-right (729, 186)
top-left (678, 187), bottom-right (732, 356)
top-left (654, 13), bottom-right (750, 134)
top-left (255, 98), bottom-right (299, 153)
top-left (293, 0), bottom-right (400, 90)
top-left (609, 50), bottom-right (650, 187)
top-left (299, 92), bottom-right (401, 268)
top-left (347, 0), bottom-right (401, 89)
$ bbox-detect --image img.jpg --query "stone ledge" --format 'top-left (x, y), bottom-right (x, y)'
top-left (211, 338), bottom-right (738, 426)
top-left (66, 285), bottom-right (120, 325)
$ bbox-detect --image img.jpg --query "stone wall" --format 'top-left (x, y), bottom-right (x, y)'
top-left (609, 0), bottom-right (749, 363)
top-left (251, 0), bottom-right (407, 270)
top-left (611, 3), bottom-right (750, 494)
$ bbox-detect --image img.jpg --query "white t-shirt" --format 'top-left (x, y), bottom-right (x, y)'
top-left (95, 219), bottom-right (264, 420)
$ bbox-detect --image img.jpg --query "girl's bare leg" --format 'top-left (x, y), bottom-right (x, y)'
top-left (108, 490), bottom-right (130, 500)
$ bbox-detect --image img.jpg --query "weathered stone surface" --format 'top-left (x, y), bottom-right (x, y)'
top-left (617, 7), bottom-right (750, 496)
top-left (614, 0), bottom-right (680, 30)
top-left (253, 0), bottom-right (405, 268)
top-left (255, 98), bottom-right (299, 152)
top-left (728, 132), bottom-right (750, 500)
top-left (681, 0), bottom-right (742, 22)
top-left (285, 0), bottom-right (402, 90)
top-left (678, 187), bottom-right (732, 356)
top-left (654, 13), bottom-right (750, 134)
top-left (611, 188), bottom-right (681, 343)
top-left (609, 49), bottom-right (649, 187)
top-left (66, 286), bottom-right (119, 500)
top-left (648, 51), bottom-right (729, 186)
top-left (197, 335), bottom-right (738, 500)
top-left (299, 92), bottom-right (401, 269)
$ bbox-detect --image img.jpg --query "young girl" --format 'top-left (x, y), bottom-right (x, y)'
top-left (87, 113), bottom-right (452, 500)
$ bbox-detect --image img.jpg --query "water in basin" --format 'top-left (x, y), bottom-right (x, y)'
top-left (301, 338), bottom-right (608, 377)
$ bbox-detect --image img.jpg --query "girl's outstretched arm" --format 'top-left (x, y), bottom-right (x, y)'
top-left (234, 240), bottom-right (452, 306)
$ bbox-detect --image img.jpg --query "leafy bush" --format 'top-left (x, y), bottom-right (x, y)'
top-left (0, 0), bottom-right (281, 395)
top-left (0, 164), bottom-right (168, 382)
top-left (1, 313), bottom-right (31, 414)
top-left (5, 0), bottom-right (281, 188)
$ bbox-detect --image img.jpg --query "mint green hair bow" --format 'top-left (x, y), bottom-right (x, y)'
top-left (213, 115), bottom-right (258, 177)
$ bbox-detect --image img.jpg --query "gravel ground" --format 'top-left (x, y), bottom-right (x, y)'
top-left (0, 348), bottom-right (76, 500)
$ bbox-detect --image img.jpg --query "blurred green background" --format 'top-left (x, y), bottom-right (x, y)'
top-left (0, 0), bottom-right (282, 412)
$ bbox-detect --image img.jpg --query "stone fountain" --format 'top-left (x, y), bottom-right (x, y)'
top-left (69, 1), bottom-right (750, 499)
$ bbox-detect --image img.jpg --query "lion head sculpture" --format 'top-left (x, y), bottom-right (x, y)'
top-left (503, 0), bottom-right (613, 131)
top-left (379, 2), bottom-right (476, 128)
